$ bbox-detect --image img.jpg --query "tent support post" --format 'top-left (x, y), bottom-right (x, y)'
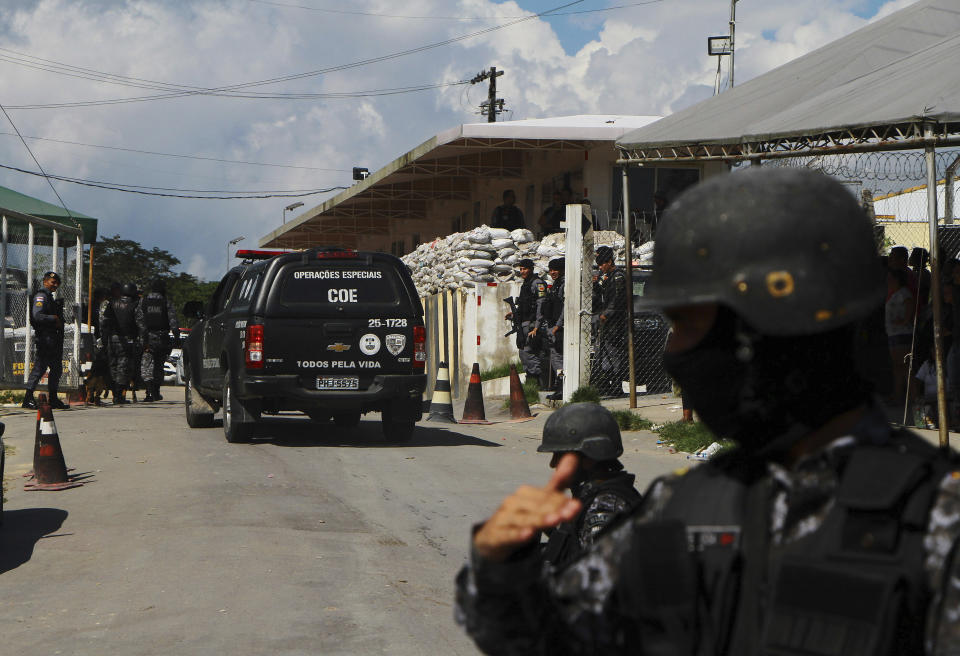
top-left (926, 123), bottom-right (949, 447)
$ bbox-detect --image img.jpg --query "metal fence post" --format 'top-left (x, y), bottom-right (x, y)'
top-left (622, 166), bottom-right (637, 408)
top-left (24, 222), bottom-right (33, 383)
top-left (0, 215), bottom-right (6, 378)
top-left (925, 123), bottom-right (948, 447)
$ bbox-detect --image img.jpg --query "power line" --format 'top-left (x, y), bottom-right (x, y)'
top-left (0, 161), bottom-right (349, 199)
top-left (0, 1), bottom-right (582, 110)
top-left (0, 101), bottom-right (78, 226)
top-left (246, 0), bottom-right (665, 19)
top-left (0, 131), bottom-right (338, 173)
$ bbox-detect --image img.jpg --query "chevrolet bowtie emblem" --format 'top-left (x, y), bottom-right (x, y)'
top-left (327, 342), bottom-right (351, 353)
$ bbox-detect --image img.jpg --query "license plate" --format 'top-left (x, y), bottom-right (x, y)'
top-left (316, 376), bottom-right (359, 390)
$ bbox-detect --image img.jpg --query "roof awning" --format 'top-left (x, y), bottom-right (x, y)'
top-left (617, 0), bottom-right (960, 163)
top-left (0, 185), bottom-right (98, 243)
top-left (260, 115), bottom-right (660, 248)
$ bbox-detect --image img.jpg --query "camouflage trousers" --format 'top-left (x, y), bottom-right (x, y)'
top-left (140, 332), bottom-right (170, 384)
top-left (108, 335), bottom-right (139, 387)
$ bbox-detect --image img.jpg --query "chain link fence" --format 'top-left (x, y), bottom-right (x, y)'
top-left (769, 149), bottom-right (960, 426)
top-left (0, 208), bottom-right (85, 391)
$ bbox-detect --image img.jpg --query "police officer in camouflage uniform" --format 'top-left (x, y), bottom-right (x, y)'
top-left (506, 258), bottom-right (548, 387)
top-left (537, 403), bottom-right (640, 570)
top-left (100, 282), bottom-right (140, 404)
top-left (21, 271), bottom-right (68, 410)
top-left (545, 258), bottom-right (565, 400)
top-left (593, 245), bottom-right (628, 397)
top-left (456, 169), bottom-right (960, 654)
top-left (136, 278), bottom-right (179, 402)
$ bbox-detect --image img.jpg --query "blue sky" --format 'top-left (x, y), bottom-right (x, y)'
top-left (0, 0), bottom-right (919, 280)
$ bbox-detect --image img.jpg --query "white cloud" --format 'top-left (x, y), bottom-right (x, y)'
top-left (0, 0), bottom-right (912, 280)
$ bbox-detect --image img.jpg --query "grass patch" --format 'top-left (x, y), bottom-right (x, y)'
top-left (610, 409), bottom-right (653, 432)
top-left (655, 420), bottom-right (736, 454)
top-left (569, 386), bottom-right (601, 404)
top-left (0, 389), bottom-right (24, 404)
top-left (480, 361), bottom-right (523, 381)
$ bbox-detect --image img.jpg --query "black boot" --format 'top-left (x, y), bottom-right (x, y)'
top-left (114, 387), bottom-right (127, 405)
top-left (50, 394), bottom-right (69, 410)
top-left (154, 383), bottom-right (163, 401)
top-left (21, 390), bottom-right (36, 409)
top-left (143, 387), bottom-right (155, 402)
top-left (546, 374), bottom-right (564, 401)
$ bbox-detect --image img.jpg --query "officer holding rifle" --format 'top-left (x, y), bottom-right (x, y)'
top-left (504, 258), bottom-right (548, 387)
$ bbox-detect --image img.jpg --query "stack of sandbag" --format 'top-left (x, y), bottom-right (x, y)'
top-left (400, 225), bottom-right (654, 297)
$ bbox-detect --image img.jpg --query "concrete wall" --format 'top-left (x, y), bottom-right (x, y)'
top-left (422, 281), bottom-right (521, 400)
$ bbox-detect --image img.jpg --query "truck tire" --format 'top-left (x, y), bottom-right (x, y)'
top-left (332, 412), bottom-right (361, 428)
top-left (223, 371), bottom-right (255, 443)
top-left (381, 408), bottom-right (416, 443)
top-left (185, 375), bottom-right (215, 428)
top-left (306, 410), bottom-right (330, 423)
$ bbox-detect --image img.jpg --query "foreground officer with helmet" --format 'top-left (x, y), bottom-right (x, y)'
top-left (136, 279), bottom-right (179, 402)
top-left (22, 271), bottom-right (67, 410)
top-left (455, 168), bottom-right (960, 654)
top-left (537, 403), bottom-right (641, 570)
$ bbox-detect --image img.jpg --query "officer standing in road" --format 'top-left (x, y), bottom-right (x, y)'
top-left (505, 258), bottom-right (548, 387)
top-left (594, 245), bottom-right (627, 396)
top-left (545, 258), bottom-right (565, 400)
top-left (21, 271), bottom-right (67, 410)
top-left (456, 168), bottom-right (960, 654)
top-left (537, 403), bottom-right (640, 570)
top-left (101, 282), bottom-right (140, 404)
top-left (136, 278), bottom-right (180, 402)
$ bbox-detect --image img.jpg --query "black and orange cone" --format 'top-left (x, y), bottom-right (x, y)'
top-left (509, 364), bottom-right (533, 420)
top-left (427, 362), bottom-right (457, 424)
top-left (24, 394), bottom-right (85, 491)
top-left (459, 363), bottom-right (489, 424)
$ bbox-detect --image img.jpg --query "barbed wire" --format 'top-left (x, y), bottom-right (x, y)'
top-left (769, 149), bottom-right (960, 184)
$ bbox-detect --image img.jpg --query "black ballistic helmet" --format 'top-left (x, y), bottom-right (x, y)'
top-left (638, 168), bottom-right (886, 336)
top-left (122, 282), bottom-right (138, 297)
top-left (538, 403), bottom-right (623, 461)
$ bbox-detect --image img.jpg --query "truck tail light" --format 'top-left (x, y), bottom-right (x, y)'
top-left (245, 323), bottom-right (264, 369)
top-left (413, 325), bottom-right (426, 370)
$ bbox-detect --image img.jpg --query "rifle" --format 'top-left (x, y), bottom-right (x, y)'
top-left (504, 296), bottom-right (525, 349)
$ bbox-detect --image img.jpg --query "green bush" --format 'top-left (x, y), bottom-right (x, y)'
top-left (480, 362), bottom-right (523, 381)
top-left (0, 390), bottom-right (25, 404)
top-left (610, 409), bottom-right (653, 431)
top-left (569, 386), bottom-right (601, 404)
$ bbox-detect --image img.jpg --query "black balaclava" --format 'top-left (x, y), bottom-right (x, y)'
top-left (662, 306), bottom-right (871, 455)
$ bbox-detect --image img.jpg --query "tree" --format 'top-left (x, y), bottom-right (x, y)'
top-left (90, 234), bottom-right (180, 290)
top-left (81, 235), bottom-right (218, 326)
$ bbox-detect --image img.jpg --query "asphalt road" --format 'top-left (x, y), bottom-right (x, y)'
top-left (0, 389), bottom-right (685, 655)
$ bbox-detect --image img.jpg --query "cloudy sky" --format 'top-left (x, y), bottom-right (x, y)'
top-left (0, 0), bottom-right (914, 281)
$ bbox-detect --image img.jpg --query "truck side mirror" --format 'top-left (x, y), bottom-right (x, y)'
top-left (182, 301), bottom-right (205, 321)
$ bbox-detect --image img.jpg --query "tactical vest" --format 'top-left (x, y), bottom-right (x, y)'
top-left (111, 297), bottom-right (138, 337)
top-left (518, 276), bottom-right (544, 323)
top-left (542, 472), bottom-right (641, 570)
top-left (616, 432), bottom-right (955, 656)
top-left (546, 277), bottom-right (565, 325)
top-left (29, 290), bottom-right (60, 330)
top-left (142, 293), bottom-right (168, 331)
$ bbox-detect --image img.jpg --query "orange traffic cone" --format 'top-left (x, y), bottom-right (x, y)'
top-left (509, 364), bottom-right (533, 420)
top-left (24, 394), bottom-right (85, 491)
top-left (459, 363), bottom-right (489, 424)
top-left (427, 362), bottom-right (457, 424)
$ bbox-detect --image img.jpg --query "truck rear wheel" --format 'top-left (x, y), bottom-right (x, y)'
top-left (185, 375), bottom-right (215, 428)
top-left (223, 371), bottom-right (255, 443)
top-left (381, 408), bottom-right (416, 443)
top-left (332, 412), bottom-right (361, 428)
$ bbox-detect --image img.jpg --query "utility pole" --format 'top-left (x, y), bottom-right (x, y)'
top-left (470, 66), bottom-right (505, 123)
top-left (729, 0), bottom-right (738, 88)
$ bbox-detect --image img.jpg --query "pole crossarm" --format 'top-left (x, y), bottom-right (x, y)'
top-left (617, 120), bottom-right (960, 164)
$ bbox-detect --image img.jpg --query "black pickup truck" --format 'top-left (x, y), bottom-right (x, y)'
top-left (181, 248), bottom-right (427, 443)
